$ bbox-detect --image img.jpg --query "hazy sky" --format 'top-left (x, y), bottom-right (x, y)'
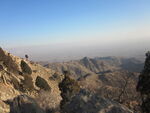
top-left (0, 0), bottom-right (150, 61)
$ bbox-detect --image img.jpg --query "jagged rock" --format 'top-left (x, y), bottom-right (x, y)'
top-left (21, 74), bottom-right (34, 92)
top-left (0, 100), bottom-right (10, 113)
top-left (80, 57), bottom-right (99, 73)
top-left (49, 72), bottom-right (63, 82)
top-left (20, 60), bottom-right (32, 75)
top-left (36, 90), bottom-right (61, 112)
top-left (9, 74), bottom-right (21, 90)
top-left (35, 76), bottom-right (51, 91)
top-left (0, 48), bottom-right (19, 73)
top-left (59, 71), bottom-right (80, 110)
top-left (6, 95), bottom-right (46, 113)
top-left (0, 48), bottom-right (62, 113)
top-left (62, 89), bottom-right (133, 113)
top-left (137, 51), bottom-right (150, 113)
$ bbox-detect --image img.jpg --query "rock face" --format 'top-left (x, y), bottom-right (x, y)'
top-left (7, 95), bottom-right (45, 113)
top-left (137, 51), bottom-right (150, 113)
top-left (0, 47), bottom-right (19, 73)
top-left (20, 60), bottom-right (32, 75)
top-left (35, 76), bottom-right (51, 91)
top-left (0, 100), bottom-right (10, 113)
top-left (63, 90), bottom-right (133, 113)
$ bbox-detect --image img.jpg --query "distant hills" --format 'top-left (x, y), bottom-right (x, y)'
top-left (42, 56), bottom-right (144, 79)
top-left (42, 56), bottom-right (144, 112)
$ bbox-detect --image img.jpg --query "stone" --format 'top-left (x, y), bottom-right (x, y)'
top-left (6, 95), bottom-right (46, 113)
top-left (62, 89), bottom-right (133, 113)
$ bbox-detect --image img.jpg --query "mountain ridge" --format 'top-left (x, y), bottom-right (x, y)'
top-left (0, 47), bottom-right (141, 113)
top-left (42, 56), bottom-right (144, 79)
top-left (42, 56), bottom-right (143, 112)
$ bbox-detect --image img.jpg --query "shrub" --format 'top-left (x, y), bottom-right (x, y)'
top-left (20, 60), bottom-right (32, 75)
top-left (25, 54), bottom-right (29, 60)
top-left (49, 72), bottom-right (63, 82)
top-left (36, 90), bottom-right (60, 113)
top-left (6, 95), bottom-right (45, 113)
top-left (0, 64), bottom-right (4, 71)
top-left (137, 51), bottom-right (150, 113)
top-left (33, 70), bottom-right (38, 73)
top-left (35, 76), bottom-right (51, 91)
top-left (59, 71), bottom-right (80, 110)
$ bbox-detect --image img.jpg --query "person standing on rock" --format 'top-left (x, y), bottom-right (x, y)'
top-left (25, 54), bottom-right (29, 61)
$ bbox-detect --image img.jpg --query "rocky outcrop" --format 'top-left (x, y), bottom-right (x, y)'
top-left (20, 60), bottom-right (32, 75)
top-left (0, 47), bottom-right (19, 73)
top-left (63, 89), bottom-right (133, 113)
top-left (0, 48), bottom-right (62, 113)
top-left (0, 100), bottom-right (10, 113)
top-left (35, 76), bottom-right (51, 91)
top-left (6, 95), bottom-right (45, 113)
top-left (59, 71), bottom-right (80, 111)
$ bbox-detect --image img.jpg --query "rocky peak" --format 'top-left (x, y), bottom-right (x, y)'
top-left (6, 95), bottom-right (45, 113)
top-left (82, 57), bottom-right (90, 62)
top-left (80, 57), bottom-right (92, 66)
top-left (0, 47), bottom-right (20, 73)
top-left (0, 48), bottom-right (62, 113)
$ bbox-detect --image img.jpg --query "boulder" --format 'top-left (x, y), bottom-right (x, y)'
top-left (20, 60), bottom-right (32, 75)
top-left (0, 48), bottom-right (19, 73)
top-left (62, 89), bottom-right (133, 113)
top-left (35, 76), bottom-right (51, 91)
top-left (6, 95), bottom-right (45, 113)
top-left (0, 100), bottom-right (10, 113)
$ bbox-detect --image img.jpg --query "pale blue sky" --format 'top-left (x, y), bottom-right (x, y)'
top-left (0, 0), bottom-right (150, 47)
top-left (0, 0), bottom-right (150, 61)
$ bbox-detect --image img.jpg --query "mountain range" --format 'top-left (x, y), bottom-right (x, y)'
top-left (42, 56), bottom-right (144, 112)
top-left (0, 48), bottom-right (144, 113)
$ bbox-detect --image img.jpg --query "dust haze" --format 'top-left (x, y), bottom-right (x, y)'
top-left (6, 38), bottom-right (149, 62)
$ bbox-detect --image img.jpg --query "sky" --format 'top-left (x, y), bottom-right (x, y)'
top-left (0, 0), bottom-right (150, 61)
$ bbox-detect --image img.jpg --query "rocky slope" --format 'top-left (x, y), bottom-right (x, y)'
top-left (43, 56), bottom-right (143, 112)
top-left (0, 48), bottom-right (137, 113)
top-left (63, 89), bottom-right (133, 113)
top-left (43, 56), bottom-right (143, 79)
top-left (0, 47), bottom-right (62, 113)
